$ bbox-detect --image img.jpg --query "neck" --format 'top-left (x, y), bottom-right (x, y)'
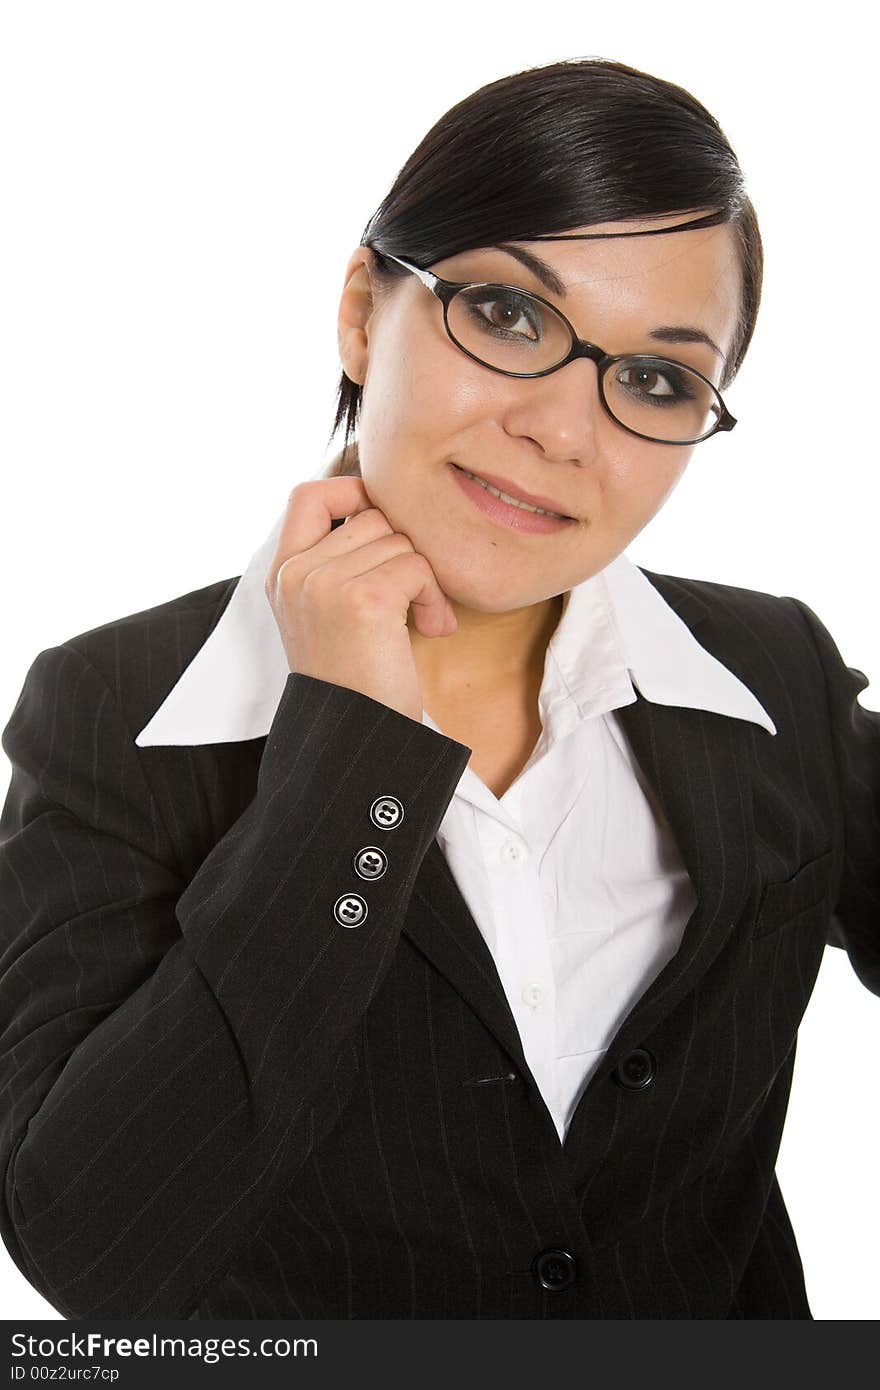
top-left (407, 591), bottom-right (565, 699)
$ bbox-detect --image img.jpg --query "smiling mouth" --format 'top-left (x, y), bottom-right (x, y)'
top-left (451, 463), bottom-right (575, 520)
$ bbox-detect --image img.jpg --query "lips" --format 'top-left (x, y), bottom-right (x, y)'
top-left (451, 463), bottom-right (574, 519)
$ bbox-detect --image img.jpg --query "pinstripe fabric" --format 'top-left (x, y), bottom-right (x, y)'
top-left (0, 571), bottom-right (876, 1318)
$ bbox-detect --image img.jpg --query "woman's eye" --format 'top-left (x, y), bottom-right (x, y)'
top-left (468, 293), bottom-right (540, 340)
top-left (618, 365), bottom-right (678, 397)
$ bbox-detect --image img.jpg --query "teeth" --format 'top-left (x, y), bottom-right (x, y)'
top-left (458, 467), bottom-right (569, 519)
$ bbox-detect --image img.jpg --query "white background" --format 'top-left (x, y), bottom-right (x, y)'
top-left (1, 0), bottom-right (877, 1321)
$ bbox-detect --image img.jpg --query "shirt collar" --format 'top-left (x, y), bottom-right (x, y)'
top-left (135, 488), bottom-right (776, 748)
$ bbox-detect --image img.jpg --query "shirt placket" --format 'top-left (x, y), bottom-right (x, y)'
top-left (478, 780), bottom-right (560, 1125)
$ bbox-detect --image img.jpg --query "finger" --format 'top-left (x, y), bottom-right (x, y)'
top-left (265, 477), bottom-right (375, 594)
top-left (350, 549), bottom-right (456, 637)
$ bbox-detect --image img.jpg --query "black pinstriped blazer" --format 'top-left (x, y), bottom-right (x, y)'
top-left (0, 567), bottom-right (877, 1320)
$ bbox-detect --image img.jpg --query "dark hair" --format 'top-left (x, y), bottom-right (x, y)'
top-left (324, 55), bottom-right (762, 477)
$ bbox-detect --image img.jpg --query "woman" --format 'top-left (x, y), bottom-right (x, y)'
top-left (0, 57), bottom-right (876, 1321)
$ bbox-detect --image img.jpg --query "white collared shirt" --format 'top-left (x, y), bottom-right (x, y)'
top-left (136, 493), bottom-right (776, 1144)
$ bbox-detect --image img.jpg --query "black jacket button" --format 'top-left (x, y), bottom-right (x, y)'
top-left (613, 1047), bottom-right (656, 1089)
top-left (532, 1247), bottom-right (577, 1291)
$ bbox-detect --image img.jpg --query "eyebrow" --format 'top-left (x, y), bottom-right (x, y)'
top-left (491, 242), bottom-right (726, 363)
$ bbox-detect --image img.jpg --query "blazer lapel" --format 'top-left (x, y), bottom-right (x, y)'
top-left (401, 573), bottom-right (760, 1160)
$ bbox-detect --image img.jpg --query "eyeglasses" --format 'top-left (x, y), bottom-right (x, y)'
top-left (377, 251), bottom-right (737, 446)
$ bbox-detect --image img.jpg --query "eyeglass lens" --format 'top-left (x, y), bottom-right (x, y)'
top-left (447, 284), bottom-right (723, 444)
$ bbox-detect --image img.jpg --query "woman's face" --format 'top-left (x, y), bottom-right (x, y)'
top-left (337, 214), bottom-right (743, 613)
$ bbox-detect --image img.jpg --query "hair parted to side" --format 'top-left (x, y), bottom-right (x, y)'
top-left (322, 55), bottom-right (763, 480)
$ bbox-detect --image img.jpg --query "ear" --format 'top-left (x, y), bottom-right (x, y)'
top-left (336, 247), bottom-right (381, 385)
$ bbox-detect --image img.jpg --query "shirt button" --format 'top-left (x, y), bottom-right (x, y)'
top-left (501, 839), bottom-right (527, 864)
top-left (521, 984), bottom-right (544, 1008)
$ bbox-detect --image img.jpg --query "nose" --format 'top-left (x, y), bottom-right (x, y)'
top-left (506, 355), bottom-right (604, 459)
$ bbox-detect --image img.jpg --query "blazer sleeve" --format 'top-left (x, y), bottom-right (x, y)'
top-left (0, 642), bottom-right (472, 1319)
top-left (787, 596), bottom-right (880, 996)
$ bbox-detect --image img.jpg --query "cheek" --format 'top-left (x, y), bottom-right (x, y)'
top-left (366, 322), bottom-right (505, 443)
top-left (408, 351), bottom-right (504, 436)
top-left (608, 448), bottom-right (690, 515)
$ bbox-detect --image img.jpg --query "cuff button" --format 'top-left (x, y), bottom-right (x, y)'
top-left (370, 795), bottom-right (405, 829)
top-left (334, 894), bottom-right (369, 928)
top-left (353, 846), bottom-right (388, 880)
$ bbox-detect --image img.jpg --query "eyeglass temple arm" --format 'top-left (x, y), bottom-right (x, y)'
top-left (373, 250), bottom-right (440, 293)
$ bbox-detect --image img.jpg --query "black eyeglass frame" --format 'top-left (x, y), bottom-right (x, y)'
top-left (376, 250), bottom-right (737, 446)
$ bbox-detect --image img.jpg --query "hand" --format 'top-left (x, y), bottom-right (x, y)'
top-left (264, 477), bottom-right (457, 724)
